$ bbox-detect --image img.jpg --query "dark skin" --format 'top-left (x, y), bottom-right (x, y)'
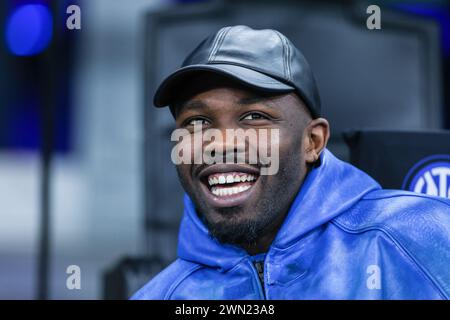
top-left (172, 73), bottom-right (330, 255)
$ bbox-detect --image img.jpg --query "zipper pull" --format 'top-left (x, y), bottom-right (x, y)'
top-left (253, 261), bottom-right (265, 287)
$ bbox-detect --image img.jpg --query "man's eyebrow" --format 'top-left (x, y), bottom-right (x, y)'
top-left (177, 100), bottom-right (208, 113)
top-left (238, 96), bottom-right (276, 109)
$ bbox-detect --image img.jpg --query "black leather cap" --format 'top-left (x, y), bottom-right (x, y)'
top-left (154, 25), bottom-right (321, 118)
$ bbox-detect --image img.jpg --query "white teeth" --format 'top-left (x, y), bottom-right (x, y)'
top-left (211, 184), bottom-right (251, 197)
top-left (208, 173), bottom-right (257, 186)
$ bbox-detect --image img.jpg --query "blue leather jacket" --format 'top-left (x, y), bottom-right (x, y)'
top-left (132, 149), bottom-right (450, 299)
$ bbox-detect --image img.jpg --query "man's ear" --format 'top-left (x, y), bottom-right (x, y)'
top-left (303, 118), bottom-right (330, 165)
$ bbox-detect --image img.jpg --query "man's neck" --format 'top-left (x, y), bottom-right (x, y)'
top-left (242, 210), bottom-right (288, 256)
top-left (242, 167), bottom-right (311, 256)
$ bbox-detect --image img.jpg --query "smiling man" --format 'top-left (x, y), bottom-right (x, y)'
top-left (132, 25), bottom-right (450, 300)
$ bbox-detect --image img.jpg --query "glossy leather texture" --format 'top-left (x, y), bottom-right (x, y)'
top-left (153, 25), bottom-right (321, 118)
top-left (132, 149), bottom-right (450, 300)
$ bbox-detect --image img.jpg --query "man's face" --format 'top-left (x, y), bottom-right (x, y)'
top-left (173, 75), bottom-right (320, 249)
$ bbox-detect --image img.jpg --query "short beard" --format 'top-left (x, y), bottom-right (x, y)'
top-left (177, 146), bottom-right (306, 250)
top-left (200, 199), bottom-right (277, 247)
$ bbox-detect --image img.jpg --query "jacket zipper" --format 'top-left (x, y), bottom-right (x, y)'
top-left (252, 260), bottom-right (266, 299)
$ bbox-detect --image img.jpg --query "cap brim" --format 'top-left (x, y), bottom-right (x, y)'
top-left (153, 64), bottom-right (294, 107)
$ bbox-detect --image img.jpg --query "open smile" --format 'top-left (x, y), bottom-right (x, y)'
top-left (197, 164), bottom-right (260, 208)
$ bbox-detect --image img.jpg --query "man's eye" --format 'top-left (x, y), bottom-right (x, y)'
top-left (242, 113), bottom-right (269, 121)
top-left (186, 118), bottom-right (210, 126)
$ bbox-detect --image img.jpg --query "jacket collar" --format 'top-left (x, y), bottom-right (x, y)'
top-left (177, 149), bottom-right (381, 271)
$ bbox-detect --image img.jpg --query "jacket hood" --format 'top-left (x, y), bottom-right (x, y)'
top-left (177, 149), bottom-right (381, 271)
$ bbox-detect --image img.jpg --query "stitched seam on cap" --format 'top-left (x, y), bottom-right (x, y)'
top-left (212, 26), bottom-right (232, 62)
top-left (208, 28), bottom-right (226, 62)
top-left (286, 38), bottom-right (292, 81)
top-left (274, 31), bottom-right (288, 80)
top-left (208, 30), bottom-right (223, 61)
top-left (280, 33), bottom-right (292, 81)
top-left (209, 27), bottom-right (231, 62)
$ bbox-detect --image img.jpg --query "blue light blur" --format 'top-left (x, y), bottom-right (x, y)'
top-left (5, 4), bottom-right (53, 56)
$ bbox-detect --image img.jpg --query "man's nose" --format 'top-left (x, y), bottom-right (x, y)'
top-left (203, 125), bottom-right (248, 163)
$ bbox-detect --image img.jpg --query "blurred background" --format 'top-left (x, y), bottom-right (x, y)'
top-left (0, 0), bottom-right (449, 299)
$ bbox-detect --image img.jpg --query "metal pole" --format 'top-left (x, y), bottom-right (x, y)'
top-left (37, 2), bottom-right (59, 300)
